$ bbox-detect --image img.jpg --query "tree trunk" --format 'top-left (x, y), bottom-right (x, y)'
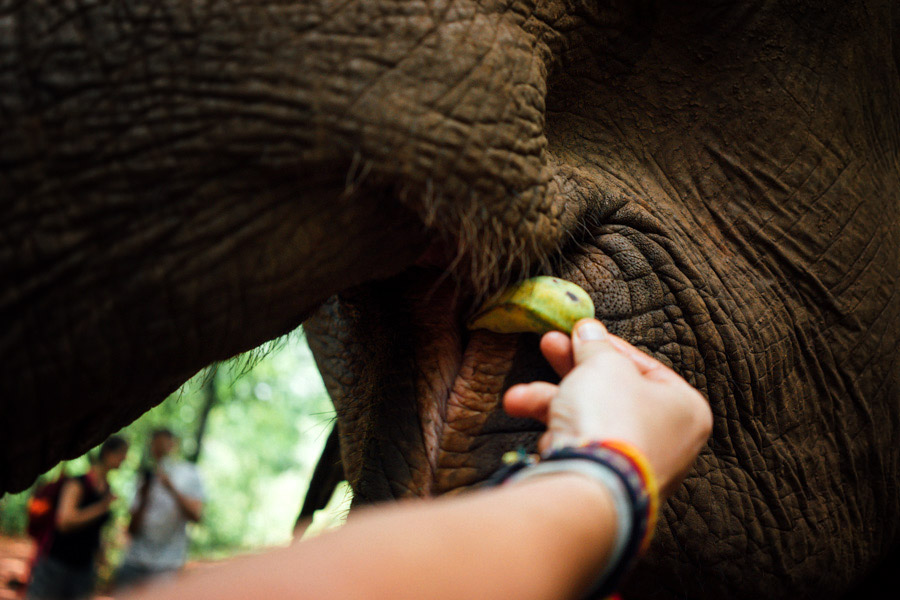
top-left (188, 369), bottom-right (218, 464)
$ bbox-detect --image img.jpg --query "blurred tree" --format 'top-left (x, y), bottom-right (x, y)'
top-left (0, 329), bottom-right (338, 564)
top-left (188, 372), bottom-right (218, 464)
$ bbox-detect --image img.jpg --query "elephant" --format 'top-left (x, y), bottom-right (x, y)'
top-left (2, 0), bottom-right (899, 598)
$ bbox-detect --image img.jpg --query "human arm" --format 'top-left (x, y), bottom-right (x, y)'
top-left (127, 319), bottom-right (712, 600)
top-left (157, 471), bottom-right (203, 523)
top-left (128, 472), bottom-right (152, 535)
top-left (56, 479), bottom-right (113, 533)
top-left (130, 472), bottom-right (614, 600)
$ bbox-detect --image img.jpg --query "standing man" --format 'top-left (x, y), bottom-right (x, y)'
top-left (116, 428), bottom-right (205, 590)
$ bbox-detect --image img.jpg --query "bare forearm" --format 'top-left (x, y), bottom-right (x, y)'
top-left (129, 474), bottom-right (616, 600)
top-left (58, 501), bottom-right (108, 532)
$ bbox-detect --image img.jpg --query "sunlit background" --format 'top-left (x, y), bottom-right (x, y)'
top-left (0, 329), bottom-right (349, 586)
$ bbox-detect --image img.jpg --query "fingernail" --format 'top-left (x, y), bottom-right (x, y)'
top-left (575, 320), bottom-right (607, 341)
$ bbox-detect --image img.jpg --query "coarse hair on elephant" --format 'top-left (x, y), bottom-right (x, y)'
top-left (2, 0), bottom-right (899, 598)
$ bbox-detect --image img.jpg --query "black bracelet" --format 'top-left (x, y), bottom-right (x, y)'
top-left (488, 443), bottom-right (658, 600)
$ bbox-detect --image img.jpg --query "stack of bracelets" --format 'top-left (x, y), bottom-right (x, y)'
top-left (487, 440), bottom-right (659, 600)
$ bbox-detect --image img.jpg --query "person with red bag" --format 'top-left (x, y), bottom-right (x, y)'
top-left (25, 436), bottom-right (129, 600)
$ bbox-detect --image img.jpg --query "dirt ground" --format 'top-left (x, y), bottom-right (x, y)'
top-left (0, 535), bottom-right (30, 600)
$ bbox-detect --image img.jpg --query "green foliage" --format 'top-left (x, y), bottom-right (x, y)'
top-left (0, 490), bottom-right (29, 535)
top-left (0, 329), bottom-right (338, 562)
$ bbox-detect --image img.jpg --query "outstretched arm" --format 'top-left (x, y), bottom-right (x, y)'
top-left (127, 319), bottom-right (711, 600)
top-left (132, 473), bottom-right (615, 600)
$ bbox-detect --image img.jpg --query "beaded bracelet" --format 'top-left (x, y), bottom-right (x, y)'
top-left (488, 441), bottom-right (659, 600)
top-left (544, 442), bottom-right (659, 598)
top-left (581, 440), bottom-right (659, 554)
top-left (505, 457), bottom-right (635, 596)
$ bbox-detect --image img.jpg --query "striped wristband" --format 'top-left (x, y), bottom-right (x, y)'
top-left (505, 458), bottom-right (634, 590)
top-left (542, 441), bottom-right (659, 598)
top-left (488, 441), bottom-right (659, 600)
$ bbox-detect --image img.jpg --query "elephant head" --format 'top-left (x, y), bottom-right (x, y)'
top-left (2, 1), bottom-right (898, 598)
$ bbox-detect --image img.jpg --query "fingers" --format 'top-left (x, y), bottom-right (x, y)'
top-left (568, 319), bottom-right (684, 385)
top-left (539, 331), bottom-right (574, 377)
top-left (503, 381), bottom-right (558, 423)
top-left (542, 319), bottom-right (670, 382)
top-left (571, 319), bottom-right (625, 365)
top-left (605, 336), bottom-right (683, 383)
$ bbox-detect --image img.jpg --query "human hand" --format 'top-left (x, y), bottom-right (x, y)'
top-left (157, 470), bottom-right (175, 492)
top-left (503, 318), bottom-right (712, 499)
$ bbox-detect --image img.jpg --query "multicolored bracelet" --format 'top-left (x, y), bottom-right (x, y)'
top-left (565, 441), bottom-right (659, 555)
top-left (488, 441), bottom-right (660, 600)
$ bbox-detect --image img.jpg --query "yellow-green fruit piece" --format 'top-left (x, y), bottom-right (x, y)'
top-left (467, 276), bottom-right (595, 335)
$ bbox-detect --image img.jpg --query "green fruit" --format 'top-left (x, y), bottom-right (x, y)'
top-left (467, 276), bottom-right (595, 335)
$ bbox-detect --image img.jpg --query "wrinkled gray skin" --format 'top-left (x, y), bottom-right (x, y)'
top-left (2, 1), bottom-right (899, 598)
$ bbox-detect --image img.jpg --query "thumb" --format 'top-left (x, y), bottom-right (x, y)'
top-left (571, 319), bottom-right (619, 365)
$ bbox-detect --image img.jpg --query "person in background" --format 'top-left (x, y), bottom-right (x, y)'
top-left (116, 429), bottom-right (205, 590)
top-left (127, 319), bottom-right (713, 600)
top-left (26, 436), bottom-right (129, 600)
